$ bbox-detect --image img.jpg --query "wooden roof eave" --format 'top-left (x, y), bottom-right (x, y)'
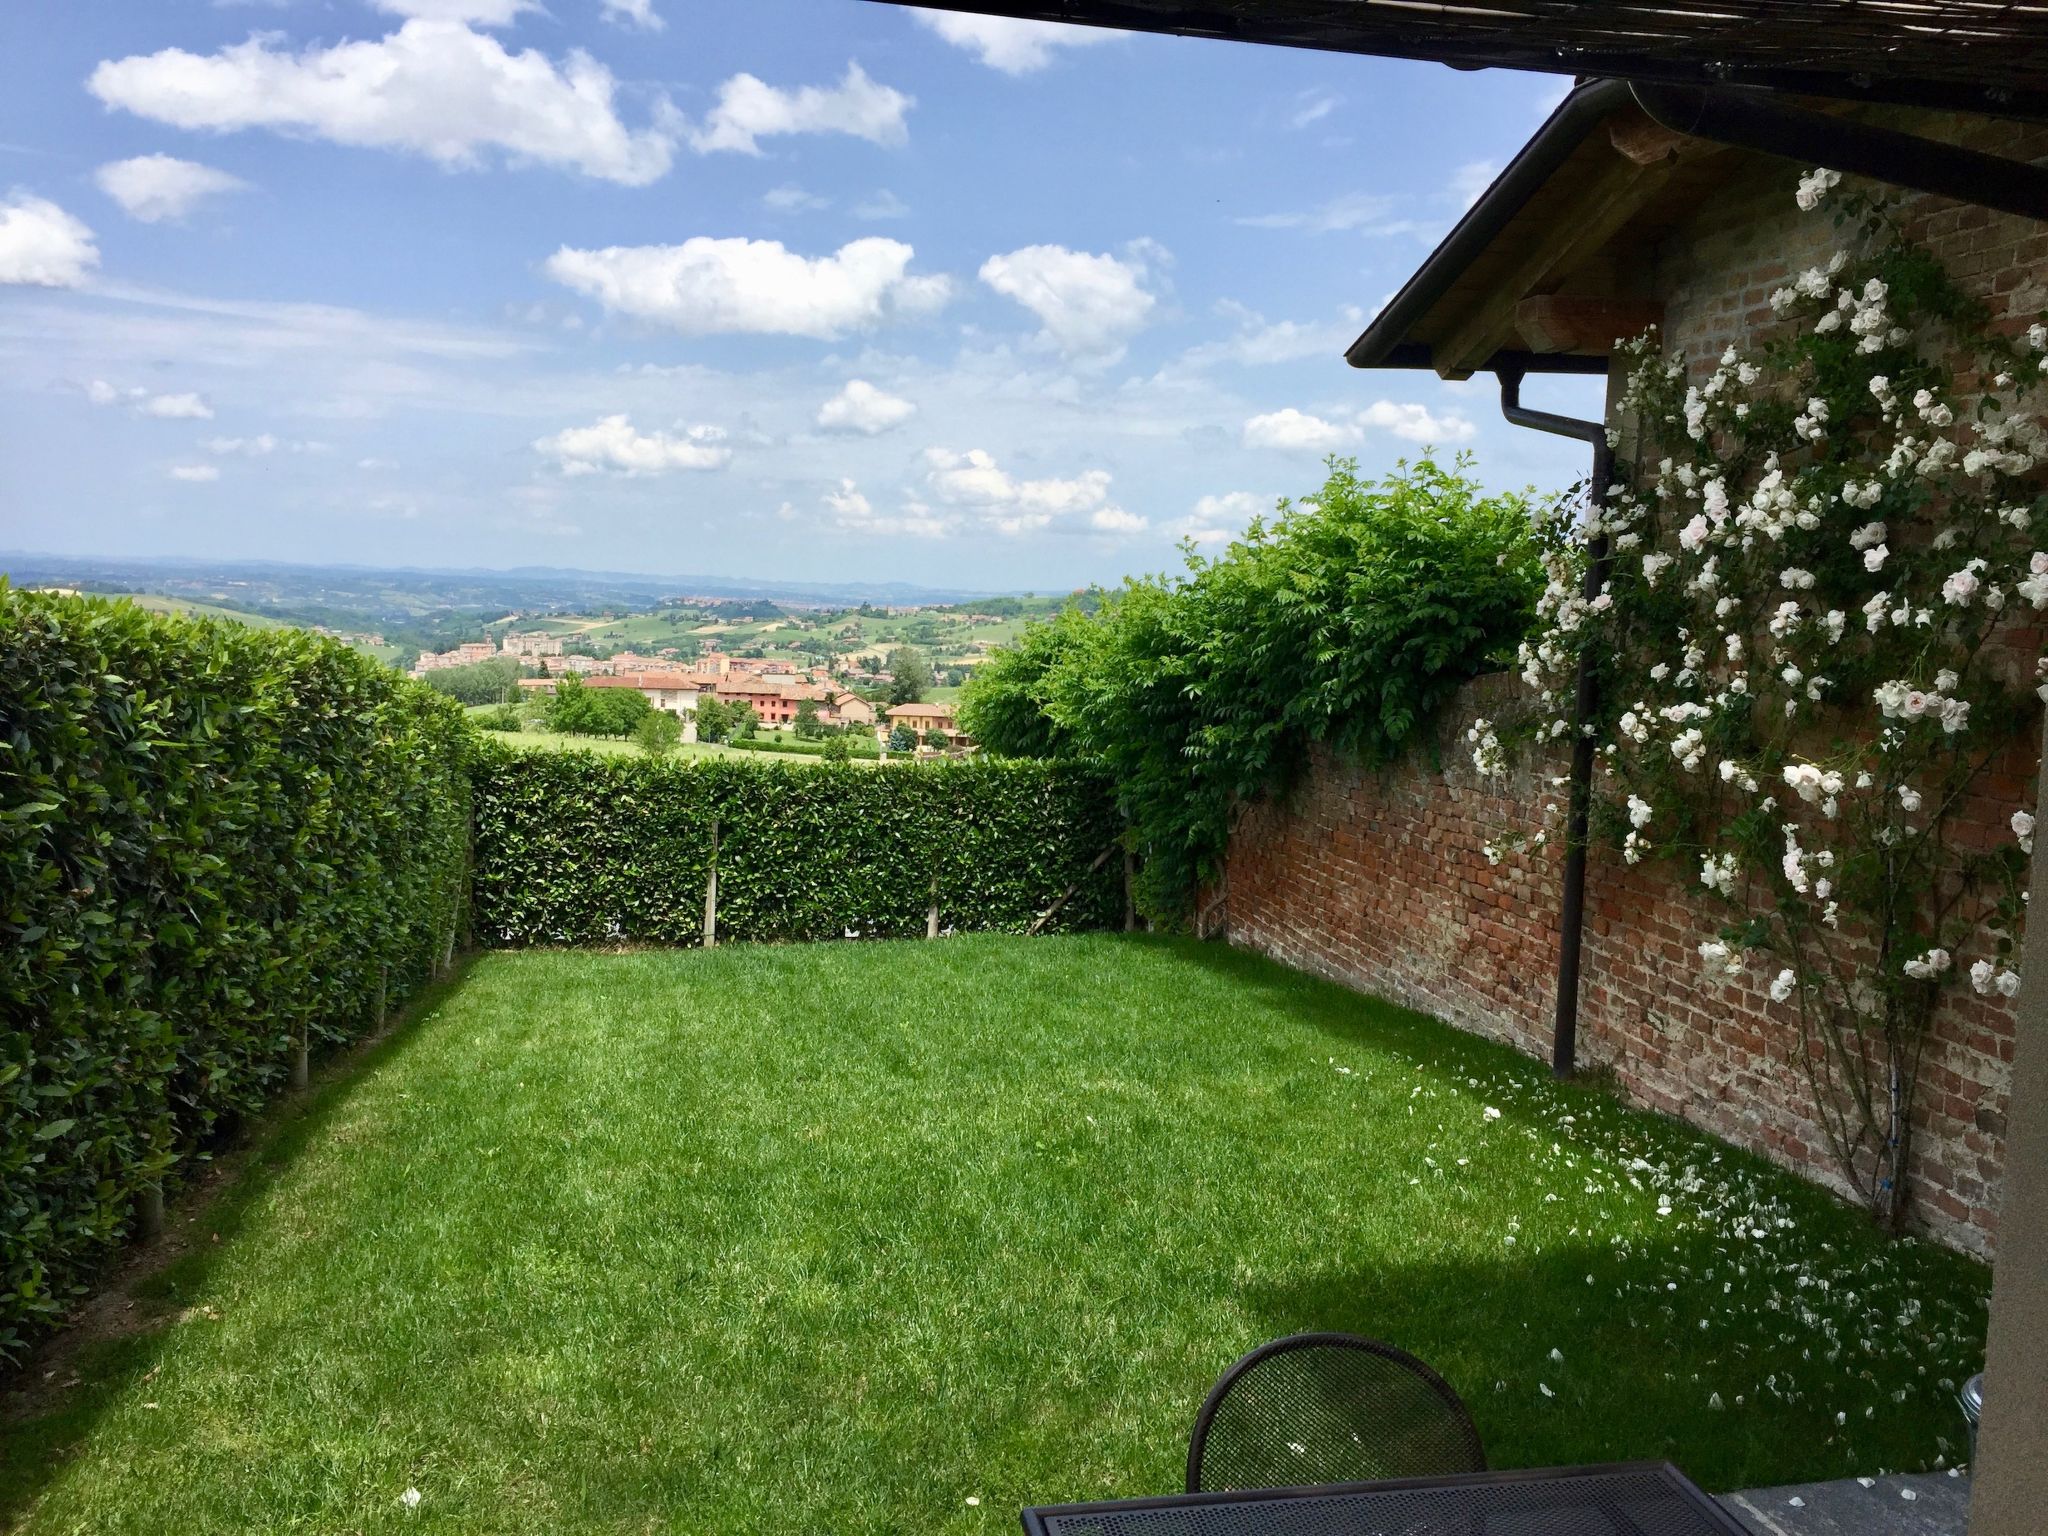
top-left (1346, 80), bottom-right (1722, 378)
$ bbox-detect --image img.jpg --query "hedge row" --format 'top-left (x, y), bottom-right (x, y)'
top-left (725, 733), bottom-right (879, 758)
top-left (471, 749), bottom-right (1123, 946)
top-left (1, 589), bottom-right (472, 1360)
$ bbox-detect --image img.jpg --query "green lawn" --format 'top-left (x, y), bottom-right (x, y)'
top-left (0, 938), bottom-right (1986, 1533)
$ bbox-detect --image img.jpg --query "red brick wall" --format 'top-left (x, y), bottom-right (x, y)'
top-left (1222, 119), bottom-right (2046, 1260)
top-left (1221, 685), bottom-right (2019, 1259)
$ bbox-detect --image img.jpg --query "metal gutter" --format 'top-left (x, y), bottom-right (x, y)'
top-left (1497, 365), bottom-right (1610, 1080)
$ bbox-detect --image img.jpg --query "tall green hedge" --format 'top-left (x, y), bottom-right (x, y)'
top-left (0, 589), bottom-right (472, 1360)
top-left (471, 751), bottom-right (1122, 946)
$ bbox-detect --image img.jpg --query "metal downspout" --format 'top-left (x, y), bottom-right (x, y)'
top-left (1498, 365), bottom-right (1612, 1078)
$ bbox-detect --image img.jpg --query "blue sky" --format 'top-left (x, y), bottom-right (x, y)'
top-left (0, 0), bottom-right (1598, 590)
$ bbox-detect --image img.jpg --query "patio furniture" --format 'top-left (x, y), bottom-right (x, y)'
top-left (1186, 1333), bottom-right (1485, 1494)
top-left (1022, 1460), bottom-right (1756, 1535)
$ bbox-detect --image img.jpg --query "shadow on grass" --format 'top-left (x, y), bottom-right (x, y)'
top-left (0, 959), bottom-right (480, 1524)
top-left (1231, 1236), bottom-right (1968, 1496)
top-left (1130, 932), bottom-right (1571, 1076)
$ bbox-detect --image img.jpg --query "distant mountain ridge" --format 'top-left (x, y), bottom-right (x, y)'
top-left (0, 552), bottom-right (1008, 614)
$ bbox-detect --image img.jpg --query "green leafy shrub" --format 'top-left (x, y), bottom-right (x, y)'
top-left (634, 710), bottom-right (683, 757)
top-left (470, 752), bottom-right (1121, 946)
top-left (418, 656), bottom-right (524, 706)
top-left (477, 702), bottom-right (523, 732)
top-left (962, 456), bottom-right (1550, 916)
top-left (0, 588), bottom-right (472, 1361)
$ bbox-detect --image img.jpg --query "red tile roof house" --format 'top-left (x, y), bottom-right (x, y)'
top-left (885, 701), bottom-right (958, 736)
top-left (520, 671), bottom-right (706, 730)
top-left (712, 679), bottom-right (848, 728)
top-left (831, 692), bottom-right (877, 726)
top-left (588, 672), bottom-right (705, 717)
top-left (885, 702), bottom-right (971, 751)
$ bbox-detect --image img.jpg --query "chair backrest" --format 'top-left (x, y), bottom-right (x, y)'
top-left (1186, 1332), bottom-right (1486, 1494)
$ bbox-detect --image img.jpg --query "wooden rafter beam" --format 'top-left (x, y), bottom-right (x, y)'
top-left (1514, 296), bottom-right (1666, 355)
top-left (1433, 151), bottom-right (1679, 377)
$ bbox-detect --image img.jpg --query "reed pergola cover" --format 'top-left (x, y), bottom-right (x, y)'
top-left (874, 2), bottom-right (2048, 120)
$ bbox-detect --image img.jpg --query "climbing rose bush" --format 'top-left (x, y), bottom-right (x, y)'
top-left (1475, 173), bottom-right (2048, 1230)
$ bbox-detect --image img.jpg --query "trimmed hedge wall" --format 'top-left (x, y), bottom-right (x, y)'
top-left (1, 589), bottom-right (472, 1360)
top-left (471, 750), bottom-right (1123, 946)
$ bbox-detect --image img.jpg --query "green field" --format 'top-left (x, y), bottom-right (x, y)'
top-left (481, 599), bottom-right (1073, 676)
top-left (0, 938), bottom-right (1986, 1534)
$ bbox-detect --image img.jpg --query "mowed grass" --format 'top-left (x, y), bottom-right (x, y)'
top-left (1, 938), bottom-right (1987, 1534)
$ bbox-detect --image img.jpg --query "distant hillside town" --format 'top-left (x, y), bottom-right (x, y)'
top-left (415, 628), bottom-right (965, 748)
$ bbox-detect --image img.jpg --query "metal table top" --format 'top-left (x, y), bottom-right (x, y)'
top-left (1021, 1461), bottom-right (1755, 1536)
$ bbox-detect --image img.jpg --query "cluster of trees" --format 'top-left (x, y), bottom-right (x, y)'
top-left (417, 656), bottom-right (523, 706)
top-left (546, 673), bottom-right (652, 737)
top-left (959, 458), bottom-right (1551, 917)
top-left (693, 695), bottom-right (760, 744)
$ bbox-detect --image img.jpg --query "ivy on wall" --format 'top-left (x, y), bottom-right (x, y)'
top-left (0, 588), bottom-right (473, 1360)
top-left (470, 751), bottom-right (1123, 946)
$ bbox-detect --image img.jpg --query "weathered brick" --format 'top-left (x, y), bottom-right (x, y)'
top-left (1220, 686), bottom-right (2020, 1260)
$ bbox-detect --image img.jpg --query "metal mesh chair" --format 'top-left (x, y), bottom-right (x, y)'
top-left (1186, 1332), bottom-right (1486, 1494)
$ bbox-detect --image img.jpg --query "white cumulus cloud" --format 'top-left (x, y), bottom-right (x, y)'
top-left (370, 0), bottom-right (535, 22)
top-left (1359, 400), bottom-right (1476, 443)
top-left (544, 235), bottom-right (950, 338)
top-left (911, 12), bottom-right (1115, 74)
top-left (88, 21), bottom-right (678, 186)
top-left (95, 155), bottom-right (250, 223)
top-left (1173, 301), bottom-right (1353, 370)
top-left (140, 392), bottom-right (216, 420)
top-left (169, 463), bottom-right (221, 482)
top-left (1243, 408), bottom-right (1358, 452)
top-left (600, 0), bottom-right (663, 30)
top-left (978, 243), bottom-right (1157, 355)
top-left (0, 193), bottom-right (99, 287)
top-left (689, 63), bottom-right (910, 155)
top-left (817, 379), bottom-right (915, 434)
top-left (1245, 402), bottom-right (1475, 450)
top-left (1089, 507), bottom-right (1147, 534)
top-left (763, 184), bottom-right (830, 213)
top-left (535, 414), bottom-right (730, 475)
top-left (1178, 491), bottom-right (1268, 547)
top-left (204, 434), bottom-right (279, 455)
top-left (922, 447), bottom-right (1139, 536)
top-left (823, 477), bottom-right (951, 538)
